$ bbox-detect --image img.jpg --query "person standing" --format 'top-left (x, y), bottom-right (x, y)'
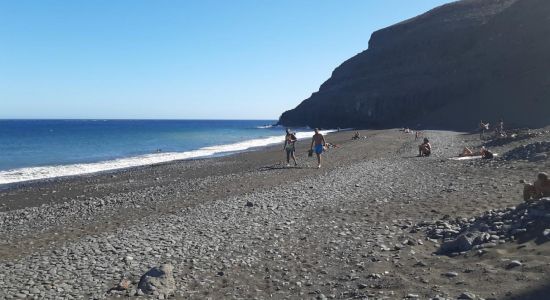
top-left (497, 119), bottom-right (505, 137)
top-left (283, 129), bottom-right (298, 167)
top-left (479, 120), bottom-right (489, 139)
top-left (310, 128), bottom-right (326, 168)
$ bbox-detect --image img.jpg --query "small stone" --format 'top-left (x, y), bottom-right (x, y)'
top-left (406, 294), bottom-right (419, 298)
top-left (117, 278), bottom-right (131, 290)
top-left (458, 291), bottom-right (476, 299)
top-left (414, 261), bottom-right (428, 267)
top-left (245, 201), bottom-right (254, 207)
top-left (507, 260), bottom-right (522, 269)
top-left (443, 271), bottom-right (458, 278)
top-left (367, 273), bottom-right (382, 279)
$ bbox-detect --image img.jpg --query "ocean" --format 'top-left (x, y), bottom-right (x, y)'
top-left (0, 119), bottom-right (330, 185)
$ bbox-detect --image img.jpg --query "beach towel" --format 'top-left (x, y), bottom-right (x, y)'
top-left (449, 154), bottom-right (498, 161)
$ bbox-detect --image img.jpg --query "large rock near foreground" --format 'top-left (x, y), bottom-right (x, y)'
top-left (278, 0), bottom-right (550, 130)
top-left (137, 264), bottom-right (176, 296)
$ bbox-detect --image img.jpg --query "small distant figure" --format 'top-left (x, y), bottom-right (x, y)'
top-left (415, 131), bottom-right (423, 140)
top-left (155, 148), bottom-right (162, 153)
top-left (325, 142), bottom-right (339, 149)
top-left (418, 138), bottom-right (431, 157)
top-left (283, 129), bottom-right (298, 167)
top-left (496, 119), bottom-right (506, 137)
top-left (352, 131), bottom-right (360, 140)
top-left (523, 172), bottom-right (550, 201)
top-left (459, 146), bottom-right (493, 159)
top-left (479, 120), bottom-right (489, 139)
top-left (310, 128), bottom-right (326, 168)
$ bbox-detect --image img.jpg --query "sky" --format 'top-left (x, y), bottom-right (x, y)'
top-left (0, 0), bottom-right (453, 120)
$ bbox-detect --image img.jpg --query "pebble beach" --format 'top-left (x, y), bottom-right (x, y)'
top-left (1, 128), bottom-right (549, 300)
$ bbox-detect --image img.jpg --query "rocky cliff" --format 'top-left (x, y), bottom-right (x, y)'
top-left (278, 0), bottom-right (550, 130)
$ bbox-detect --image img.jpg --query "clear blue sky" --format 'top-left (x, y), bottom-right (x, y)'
top-left (0, 0), bottom-right (453, 120)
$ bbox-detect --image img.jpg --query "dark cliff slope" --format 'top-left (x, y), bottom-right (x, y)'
top-left (278, 0), bottom-right (550, 130)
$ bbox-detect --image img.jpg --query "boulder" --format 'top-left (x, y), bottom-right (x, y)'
top-left (137, 264), bottom-right (176, 296)
top-left (438, 234), bottom-right (475, 254)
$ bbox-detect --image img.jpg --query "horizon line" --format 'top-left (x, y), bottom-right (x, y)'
top-left (0, 118), bottom-right (278, 121)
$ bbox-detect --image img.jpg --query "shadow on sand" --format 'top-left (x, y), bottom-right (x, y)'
top-left (508, 283), bottom-right (550, 300)
top-left (258, 165), bottom-right (306, 172)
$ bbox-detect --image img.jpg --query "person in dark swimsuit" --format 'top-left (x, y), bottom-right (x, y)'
top-left (283, 129), bottom-right (298, 167)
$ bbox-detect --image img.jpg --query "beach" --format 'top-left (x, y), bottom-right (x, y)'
top-left (1, 128), bottom-right (549, 299)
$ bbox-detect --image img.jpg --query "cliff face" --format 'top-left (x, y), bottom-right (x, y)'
top-left (278, 0), bottom-right (550, 130)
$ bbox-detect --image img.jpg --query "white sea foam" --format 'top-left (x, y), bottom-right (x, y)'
top-left (0, 129), bottom-right (335, 185)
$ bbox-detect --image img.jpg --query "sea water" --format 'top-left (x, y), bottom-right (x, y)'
top-left (0, 120), bottom-right (332, 185)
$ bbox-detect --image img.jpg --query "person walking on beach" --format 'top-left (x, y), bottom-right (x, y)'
top-left (283, 129), bottom-right (298, 167)
top-left (310, 128), bottom-right (326, 168)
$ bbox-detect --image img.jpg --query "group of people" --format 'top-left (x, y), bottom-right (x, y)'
top-left (479, 119), bottom-right (506, 139)
top-left (286, 128), bottom-right (548, 205)
top-left (459, 146), bottom-right (494, 159)
top-left (418, 139), bottom-right (496, 159)
top-left (283, 128), bottom-right (326, 169)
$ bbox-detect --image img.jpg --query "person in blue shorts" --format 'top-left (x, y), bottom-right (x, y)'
top-left (310, 128), bottom-right (326, 168)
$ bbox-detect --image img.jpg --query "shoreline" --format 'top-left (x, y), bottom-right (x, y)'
top-left (0, 128), bottom-right (338, 189)
top-left (0, 129), bottom-right (353, 212)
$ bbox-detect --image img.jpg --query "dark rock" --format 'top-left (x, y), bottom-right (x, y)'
top-left (278, 0), bottom-right (550, 130)
top-left (137, 264), bottom-right (176, 296)
top-left (507, 260), bottom-right (522, 268)
top-left (438, 234), bottom-right (474, 254)
top-left (458, 291), bottom-right (476, 299)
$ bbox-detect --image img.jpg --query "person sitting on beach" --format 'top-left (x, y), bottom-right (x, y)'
top-left (283, 129), bottom-right (298, 167)
top-left (523, 172), bottom-right (550, 201)
top-left (418, 138), bottom-right (431, 157)
top-left (310, 128), bottom-right (326, 168)
top-left (352, 131), bottom-right (360, 140)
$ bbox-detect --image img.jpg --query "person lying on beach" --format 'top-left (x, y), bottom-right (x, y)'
top-left (324, 142), bottom-right (339, 149)
top-left (459, 146), bottom-right (494, 159)
top-left (523, 172), bottom-right (550, 201)
top-left (310, 128), bottom-right (326, 168)
top-left (418, 138), bottom-right (431, 157)
top-left (283, 129), bottom-right (298, 167)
